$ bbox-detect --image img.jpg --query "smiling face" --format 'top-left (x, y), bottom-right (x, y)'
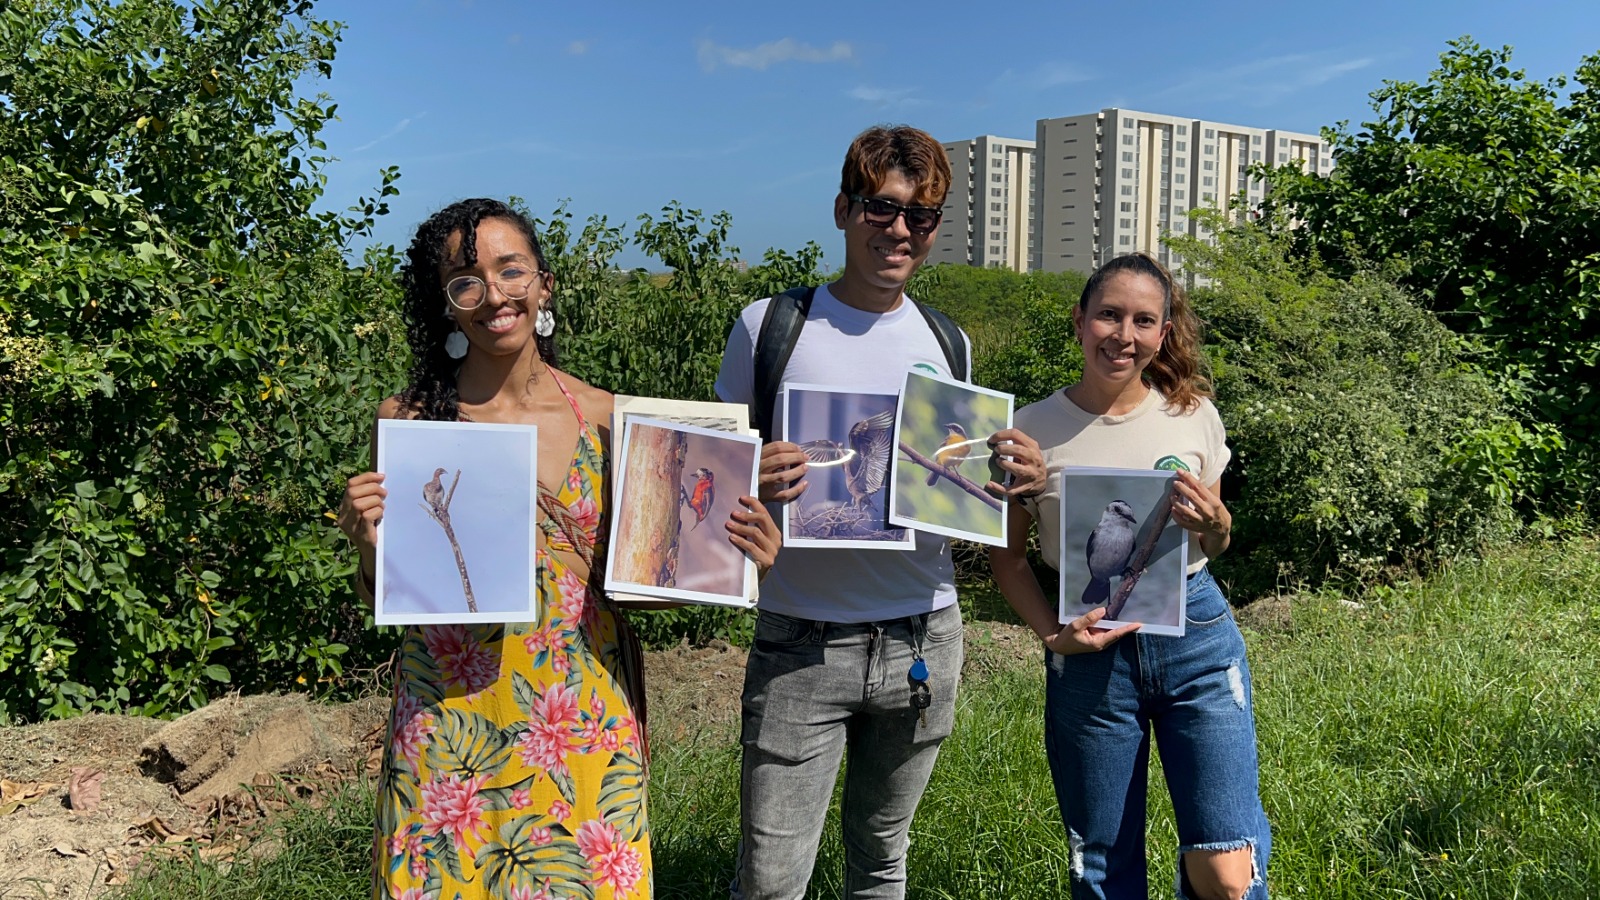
top-left (833, 169), bottom-right (937, 304)
top-left (1073, 270), bottom-right (1172, 390)
top-left (439, 217), bottom-right (550, 361)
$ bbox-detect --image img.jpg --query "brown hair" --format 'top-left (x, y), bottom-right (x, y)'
top-left (1078, 253), bottom-right (1213, 411)
top-left (839, 125), bottom-right (951, 207)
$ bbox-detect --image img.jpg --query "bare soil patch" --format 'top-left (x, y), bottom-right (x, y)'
top-left (0, 622), bottom-right (1035, 898)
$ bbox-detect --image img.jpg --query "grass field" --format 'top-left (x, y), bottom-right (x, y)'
top-left (114, 539), bottom-right (1600, 899)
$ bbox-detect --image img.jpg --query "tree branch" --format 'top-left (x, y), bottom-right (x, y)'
top-left (1106, 485), bottom-right (1176, 620)
top-left (897, 441), bottom-right (1002, 512)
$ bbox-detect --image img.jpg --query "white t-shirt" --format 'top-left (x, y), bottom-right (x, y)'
top-left (1017, 388), bottom-right (1230, 575)
top-left (715, 284), bottom-right (972, 623)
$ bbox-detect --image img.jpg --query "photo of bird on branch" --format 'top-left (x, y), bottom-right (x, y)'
top-left (888, 370), bottom-right (1014, 547)
top-left (1059, 467), bottom-right (1188, 637)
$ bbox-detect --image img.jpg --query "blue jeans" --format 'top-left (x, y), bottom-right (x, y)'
top-left (730, 604), bottom-right (964, 900)
top-left (1045, 567), bottom-right (1270, 899)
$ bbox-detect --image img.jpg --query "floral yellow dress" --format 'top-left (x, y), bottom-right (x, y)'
top-left (375, 373), bottom-right (651, 900)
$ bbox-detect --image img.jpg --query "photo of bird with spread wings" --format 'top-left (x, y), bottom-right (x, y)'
top-left (781, 386), bottom-right (914, 549)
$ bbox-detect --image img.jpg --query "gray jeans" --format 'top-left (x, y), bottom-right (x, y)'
top-left (729, 603), bottom-right (964, 900)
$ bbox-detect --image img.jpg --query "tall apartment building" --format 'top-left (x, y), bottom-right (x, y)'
top-left (1031, 108), bottom-right (1333, 274)
top-left (934, 135), bottom-right (1035, 271)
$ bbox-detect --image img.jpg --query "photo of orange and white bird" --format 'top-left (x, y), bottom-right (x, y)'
top-left (680, 467), bottom-right (716, 531)
top-left (928, 422), bottom-right (970, 486)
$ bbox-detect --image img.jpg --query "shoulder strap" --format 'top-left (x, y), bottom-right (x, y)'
top-left (752, 285), bottom-right (815, 443)
top-left (912, 301), bottom-right (969, 383)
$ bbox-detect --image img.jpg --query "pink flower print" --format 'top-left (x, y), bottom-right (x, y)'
top-left (419, 774), bottom-right (490, 848)
top-left (551, 650), bottom-right (573, 676)
top-left (548, 799), bottom-right (572, 821)
top-left (533, 682), bottom-right (580, 728)
top-left (588, 689), bottom-right (605, 718)
top-left (390, 692), bottom-right (437, 767)
top-left (511, 788), bottom-right (533, 810)
top-left (422, 625), bottom-right (501, 696)
top-left (567, 468), bottom-right (583, 494)
top-left (553, 568), bottom-right (588, 623)
top-left (529, 825), bottom-right (553, 845)
top-left (511, 885), bottom-right (556, 900)
top-left (385, 835), bottom-right (406, 856)
top-left (576, 716), bottom-right (621, 753)
top-left (517, 722), bottom-right (571, 775)
top-left (523, 624), bottom-right (558, 658)
top-left (567, 497), bottom-right (600, 534)
top-left (396, 890), bottom-right (433, 900)
top-left (409, 850), bottom-right (429, 879)
top-left (576, 819), bottom-right (645, 895)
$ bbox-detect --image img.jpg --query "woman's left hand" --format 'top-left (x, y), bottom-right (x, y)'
top-left (986, 428), bottom-right (1048, 499)
top-left (728, 495), bottom-right (782, 578)
top-left (1169, 471), bottom-right (1231, 540)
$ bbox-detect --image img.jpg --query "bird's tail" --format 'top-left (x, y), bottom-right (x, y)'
top-left (926, 469), bottom-right (940, 487)
top-left (1081, 578), bottom-right (1110, 609)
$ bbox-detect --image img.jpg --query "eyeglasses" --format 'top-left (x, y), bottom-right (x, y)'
top-left (444, 265), bottom-right (544, 310)
top-left (849, 194), bottom-right (943, 235)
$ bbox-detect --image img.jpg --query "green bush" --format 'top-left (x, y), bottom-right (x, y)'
top-left (0, 0), bottom-right (407, 721)
top-left (1173, 219), bottom-right (1536, 593)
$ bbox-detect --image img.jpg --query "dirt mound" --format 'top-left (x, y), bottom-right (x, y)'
top-left (0, 622), bottom-right (1035, 898)
top-left (0, 694), bottom-right (387, 899)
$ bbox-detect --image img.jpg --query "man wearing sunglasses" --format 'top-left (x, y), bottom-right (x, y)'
top-left (715, 125), bottom-right (1046, 900)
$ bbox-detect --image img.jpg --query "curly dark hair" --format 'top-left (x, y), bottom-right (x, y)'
top-left (397, 198), bottom-right (555, 421)
top-left (1078, 252), bottom-right (1213, 412)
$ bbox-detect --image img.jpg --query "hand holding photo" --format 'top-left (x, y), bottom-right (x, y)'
top-left (374, 420), bottom-right (540, 626)
top-left (781, 384), bottom-right (914, 550)
top-left (604, 417), bottom-right (761, 607)
top-left (888, 370), bottom-right (1013, 547)
top-left (1059, 466), bottom-right (1188, 637)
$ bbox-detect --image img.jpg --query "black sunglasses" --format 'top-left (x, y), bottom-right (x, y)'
top-left (849, 194), bottom-right (943, 235)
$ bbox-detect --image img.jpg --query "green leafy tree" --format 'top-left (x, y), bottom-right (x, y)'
top-left (0, 0), bottom-right (404, 720)
top-left (1257, 38), bottom-right (1600, 493)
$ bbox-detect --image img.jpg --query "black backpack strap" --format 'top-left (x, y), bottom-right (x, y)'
top-left (912, 301), bottom-right (969, 382)
top-left (752, 285), bottom-right (816, 443)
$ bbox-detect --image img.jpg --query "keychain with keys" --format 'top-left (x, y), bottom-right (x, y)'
top-left (909, 656), bottom-right (931, 727)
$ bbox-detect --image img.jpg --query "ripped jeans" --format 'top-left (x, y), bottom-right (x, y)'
top-left (1044, 567), bottom-right (1270, 899)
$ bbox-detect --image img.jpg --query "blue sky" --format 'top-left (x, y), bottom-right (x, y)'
top-left (313, 0), bottom-right (1599, 270)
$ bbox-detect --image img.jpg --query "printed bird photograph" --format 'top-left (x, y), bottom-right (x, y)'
top-left (783, 386), bottom-right (912, 548)
top-left (1058, 467), bottom-right (1189, 637)
top-left (373, 420), bottom-right (539, 624)
top-left (889, 370), bottom-right (1013, 547)
top-left (607, 417), bottom-right (761, 607)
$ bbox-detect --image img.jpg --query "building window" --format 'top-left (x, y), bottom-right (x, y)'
top-left (1122, 168), bottom-right (1133, 178)
top-left (1175, 190), bottom-right (1185, 200)
top-left (991, 231), bottom-right (1001, 240)
top-left (991, 188), bottom-right (1002, 197)
top-left (1122, 151), bottom-right (1133, 162)
top-left (1175, 174), bottom-right (1186, 184)
top-left (990, 245), bottom-right (1000, 254)
top-left (1120, 235), bottom-right (1131, 245)
top-left (1279, 137), bottom-right (1287, 147)
top-left (1205, 128), bottom-right (1215, 139)
top-left (1279, 153), bottom-right (1287, 162)
top-left (1176, 141), bottom-right (1187, 151)
top-left (1252, 135), bottom-right (1262, 145)
top-left (991, 202), bottom-right (1002, 211)
top-left (1204, 160), bottom-right (1213, 171)
top-left (1121, 186), bottom-right (1132, 196)
top-left (1176, 157), bottom-right (1186, 167)
top-left (1123, 117), bottom-right (1133, 127)
top-left (991, 217), bottom-right (1002, 226)
top-left (1252, 151), bottom-right (1261, 161)
top-left (992, 173), bottom-right (1003, 182)
top-left (1203, 192), bottom-right (1214, 201)
top-left (1123, 135), bottom-right (1134, 145)
top-left (1203, 176), bottom-right (1214, 186)
top-left (1177, 125), bottom-right (1187, 135)
top-left (1119, 218), bottom-right (1131, 228)
top-left (1120, 201), bottom-right (1132, 212)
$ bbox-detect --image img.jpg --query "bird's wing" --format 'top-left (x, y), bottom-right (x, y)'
top-left (798, 440), bottom-right (854, 466)
top-left (850, 412), bottom-right (897, 495)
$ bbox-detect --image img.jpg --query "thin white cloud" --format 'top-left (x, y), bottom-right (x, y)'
top-left (996, 61), bottom-right (1094, 91)
top-left (847, 85), bottom-right (924, 110)
top-left (1155, 51), bottom-right (1377, 107)
top-left (568, 39), bottom-right (589, 55)
top-left (348, 113), bottom-right (426, 154)
top-left (697, 37), bottom-right (854, 72)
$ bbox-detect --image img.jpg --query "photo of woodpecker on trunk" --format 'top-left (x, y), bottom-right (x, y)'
top-left (888, 369), bottom-right (1014, 547)
top-left (781, 385), bottom-right (914, 550)
top-left (605, 416), bottom-right (761, 608)
top-left (372, 420), bottom-right (540, 625)
top-left (1057, 466), bottom-right (1188, 637)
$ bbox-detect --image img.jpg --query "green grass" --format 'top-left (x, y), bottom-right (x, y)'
top-left (114, 540), bottom-right (1600, 898)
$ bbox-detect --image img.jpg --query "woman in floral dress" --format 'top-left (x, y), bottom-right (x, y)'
top-left (338, 198), bottom-right (780, 899)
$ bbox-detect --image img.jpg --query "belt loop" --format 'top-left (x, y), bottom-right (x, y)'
top-left (810, 619), bottom-right (826, 643)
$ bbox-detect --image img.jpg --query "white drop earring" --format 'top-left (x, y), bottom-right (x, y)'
top-left (445, 329), bottom-right (469, 359)
top-left (535, 306), bottom-right (555, 338)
